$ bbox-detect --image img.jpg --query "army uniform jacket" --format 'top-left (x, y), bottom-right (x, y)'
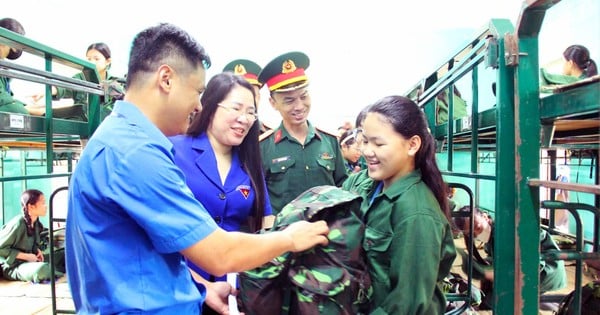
top-left (343, 169), bottom-right (456, 315)
top-left (0, 76), bottom-right (28, 114)
top-left (260, 121), bottom-right (347, 214)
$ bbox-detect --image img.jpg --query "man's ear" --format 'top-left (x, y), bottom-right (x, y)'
top-left (158, 65), bottom-right (173, 91)
top-left (407, 135), bottom-right (422, 156)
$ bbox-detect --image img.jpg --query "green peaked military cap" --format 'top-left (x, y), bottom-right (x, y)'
top-left (223, 59), bottom-right (263, 87)
top-left (258, 51), bottom-right (310, 92)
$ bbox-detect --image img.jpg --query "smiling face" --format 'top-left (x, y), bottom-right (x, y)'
top-left (359, 112), bottom-right (419, 189)
top-left (269, 88), bottom-right (311, 127)
top-left (165, 65), bottom-right (206, 136)
top-left (208, 85), bottom-right (256, 148)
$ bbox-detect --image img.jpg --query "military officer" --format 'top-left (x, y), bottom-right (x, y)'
top-left (258, 51), bottom-right (347, 214)
top-left (223, 59), bottom-right (271, 134)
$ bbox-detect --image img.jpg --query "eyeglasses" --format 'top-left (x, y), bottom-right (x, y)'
top-left (217, 102), bottom-right (258, 122)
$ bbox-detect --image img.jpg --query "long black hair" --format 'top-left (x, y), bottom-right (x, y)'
top-left (21, 189), bottom-right (44, 236)
top-left (366, 95), bottom-right (450, 219)
top-left (187, 72), bottom-right (266, 231)
top-left (563, 45), bottom-right (598, 77)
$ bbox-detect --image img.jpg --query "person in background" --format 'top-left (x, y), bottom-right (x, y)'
top-left (222, 58), bottom-right (271, 134)
top-left (337, 120), bottom-right (353, 139)
top-left (50, 42), bottom-right (125, 120)
top-left (339, 128), bottom-right (362, 174)
top-left (541, 44), bottom-right (598, 87)
top-left (170, 72), bottom-right (274, 314)
top-left (435, 86), bottom-right (468, 125)
top-left (65, 23), bottom-right (329, 314)
top-left (258, 51), bottom-right (347, 214)
top-left (0, 189), bottom-right (65, 283)
top-left (0, 18), bottom-right (42, 115)
top-left (453, 206), bottom-right (567, 309)
top-left (343, 96), bottom-right (456, 314)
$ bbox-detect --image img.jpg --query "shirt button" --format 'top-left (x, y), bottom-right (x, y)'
top-left (281, 166), bottom-right (286, 170)
top-left (219, 193), bottom-right (226, 200)
top-left (213, 216), bottom-right (222, 224)
top-left (305, 165), bottom-right (309, 170)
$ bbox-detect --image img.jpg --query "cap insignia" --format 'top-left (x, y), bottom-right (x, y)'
top-left (282, 59), bottom-right (297, 74)
top-left (234, 64), bottom-right (248, 75)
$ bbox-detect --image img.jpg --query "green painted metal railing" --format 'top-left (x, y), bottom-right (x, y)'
top-left (405, 0), bottom-right (599, 313)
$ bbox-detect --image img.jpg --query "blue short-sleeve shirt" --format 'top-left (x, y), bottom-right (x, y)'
top-left (65, 101), bottom-right (219, 314)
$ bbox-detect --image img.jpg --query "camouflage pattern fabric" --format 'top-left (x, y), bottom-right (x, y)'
top-left (239, 185), bottom-right (372, 315)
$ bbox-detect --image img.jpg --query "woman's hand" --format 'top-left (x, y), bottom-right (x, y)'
top-left (16, 252), bottom-right (38, 262)
top-left (36, 249), bottom-right (44, 262)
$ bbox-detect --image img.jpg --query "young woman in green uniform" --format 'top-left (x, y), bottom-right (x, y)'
top-left (541, 44), bottom-right (598, 88)
top-left (50, 42), bottom-right (125, 120)
top-left (0, 189), bottom-right (65, 283)
top-left (343, 95), bottom-right (456, 314)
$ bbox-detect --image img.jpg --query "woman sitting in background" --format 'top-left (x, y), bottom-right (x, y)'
top-left (453, 206), bottom-right (566, 309)
top-left (541, 44), bottom-right (598, 88)
top-left (0, 189), bottom-right (65, 283)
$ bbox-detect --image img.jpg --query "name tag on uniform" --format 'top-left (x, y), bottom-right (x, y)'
top-left (272, 156), bottom-right (290, 163)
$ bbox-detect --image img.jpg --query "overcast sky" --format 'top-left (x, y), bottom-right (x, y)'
top-left (6, 0), bottom-right (599, 132)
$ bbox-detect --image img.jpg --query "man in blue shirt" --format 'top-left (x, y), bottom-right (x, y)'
top-left (65, 23), bottom-right (330, 315)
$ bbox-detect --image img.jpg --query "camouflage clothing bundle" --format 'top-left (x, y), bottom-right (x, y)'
top-left (239, 185), bottom-right (372, 315)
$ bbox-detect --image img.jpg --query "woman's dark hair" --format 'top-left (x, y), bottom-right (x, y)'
top-left (87, 42), bottom-right (111, 59)
top-left (354, 104), bottom-right (371, 128)
top-left (366, 95), bottom-right (450, 219)
top-left (187, 72), bottom-right (266, 231)
top-left (0, 17), bottom-right (25, 60)
top-left (563, 45), bottom-right (598, 77)
top-left (20, 189), bottom-right (44, 236)
top-left (126, 23), bottom-right (211, 89)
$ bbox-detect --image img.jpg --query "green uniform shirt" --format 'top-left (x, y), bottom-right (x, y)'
top-left (0, 215), bottom-right (43, 271)
top-left (343, 169), bottom-right (457, 315)
top-left (540, 68), bottom-right (586, 93)
top-left (260, 121), bottom-right (348, 214)
top-left (0, 76), bottom-right (28, 114)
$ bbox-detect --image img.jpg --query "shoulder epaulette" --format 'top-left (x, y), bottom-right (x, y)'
top-left (259, 129), bottom-right (275, 142)
top-left (315, 127), bottom-right (338, 139)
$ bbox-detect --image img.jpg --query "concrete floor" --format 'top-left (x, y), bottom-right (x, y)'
top-left (0, 238), bottom-right (595, 314)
